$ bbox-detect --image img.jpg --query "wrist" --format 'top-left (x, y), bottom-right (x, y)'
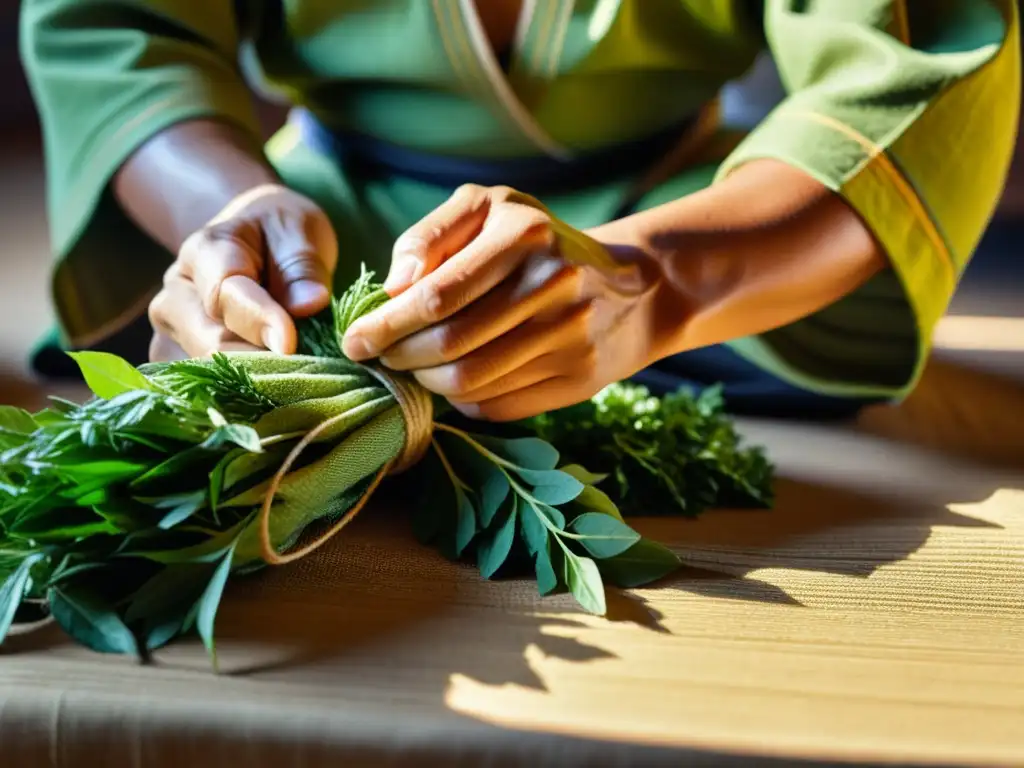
top-left (115, 119), bottom-right (278, 253)
top-left (585, 227), bottom-right (700, 372)
top-left (586, 159), bottom-right (886, 359)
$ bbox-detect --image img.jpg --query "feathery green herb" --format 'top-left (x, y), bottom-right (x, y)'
top-left (529, 383), bottom-right (773, 516)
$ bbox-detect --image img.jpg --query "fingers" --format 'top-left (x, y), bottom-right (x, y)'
top-left (453, 377), bottom-right (592, 423)
top-left (453, 355), bottom-right (563, 404)
top-left (263, 211), bottom-right (337, 316)
top-left (219, 274), bottom-right (297, 353)
top-left (344, 201), bottom-right (554, 360)
top-left (378, 256), bottom-right (580, 371)
top-left (149, 270), bottom-right (262, 359)
top-left (149, 332), bottom-right (188, 363)
top-left (175, 233), bottom-right (296, 354)
top-left (157, 184), bottom-right (337, 361)
top-left (384, 183), bottom-right (492, 295)
top-left (382, 184), bottom-right (552, 295)
top-left (177, 224), bottom-right (263, 320)
top-left (426, 350), bottom-right (563, 403)
top-left (410, 305), bottom-right (589, 398)
top-left (180, 196), bottom-right (337, 322)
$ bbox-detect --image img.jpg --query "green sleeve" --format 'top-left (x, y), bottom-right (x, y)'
top-left (717, 0), bottom-right (1021, 399)
top-left (20, 0), bottom-right (262, 347)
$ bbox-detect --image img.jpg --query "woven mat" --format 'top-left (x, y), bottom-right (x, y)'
top-left (2, 360), bottom-right (1024, 767)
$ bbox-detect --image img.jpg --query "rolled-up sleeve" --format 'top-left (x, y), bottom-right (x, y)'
top-left (21, 0), bottom-right (262, 346)
top-left (718, 0), bottom-right (1021, 399)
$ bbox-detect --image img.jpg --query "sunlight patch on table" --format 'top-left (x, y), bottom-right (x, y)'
top-left (934, 316), bottom-right (1024, 352)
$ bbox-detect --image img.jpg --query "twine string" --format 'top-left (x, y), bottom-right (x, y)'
top-left (257, 368), bottom-right (434, 566)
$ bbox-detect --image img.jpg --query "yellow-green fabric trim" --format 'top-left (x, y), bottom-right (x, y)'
top-left (716, 0), bottom-right (1020, 400)
top-left (887, 3), bottom-right (1021, 274)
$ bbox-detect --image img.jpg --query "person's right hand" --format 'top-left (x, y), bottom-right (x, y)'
top-left (148, 184), bottom-right (338, 362)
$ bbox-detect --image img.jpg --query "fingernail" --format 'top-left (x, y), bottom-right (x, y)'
top-left (287, 279), bottom-right (329, 312)
top-left (261, 326), bottom-right (285, 353)
top-left (452, 401), bottom-right (482, 419)
top-left (343, 334), bottom-right (376, 361)
top-left (383, 258), bottom-right (422, 295)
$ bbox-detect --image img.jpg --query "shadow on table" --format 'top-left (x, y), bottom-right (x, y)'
top-left (641, 474), bottom-right (1005, 608)
top-left (649, 353), bottom-right (1024, 607)
top-left (173, 459), bottom-right (1008, 681)
top-left (203, 502), bottom-right (658, 688)
top-left (856, 357), bottom-right (1024, 470)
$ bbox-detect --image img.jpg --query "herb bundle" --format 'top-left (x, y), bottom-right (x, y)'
top-left (0, 270), bottom-right (772, 662)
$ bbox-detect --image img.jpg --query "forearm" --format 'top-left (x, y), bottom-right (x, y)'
top-left (588, 159), bottom-right (887, 360)
top-left (113, 119), bottom-right (277, 254)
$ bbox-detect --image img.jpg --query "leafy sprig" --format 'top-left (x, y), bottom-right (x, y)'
top-left (0, 352), bottom-right (269, 657)
top-left (416, 425), bottom-right (680, 614)
top-left (297, 264), bottom-right (389, 359)
top-left (146, 353), bottom-right (276, 424)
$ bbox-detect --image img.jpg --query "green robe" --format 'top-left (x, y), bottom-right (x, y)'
top-left (21, 0), bottom-right (1021, 400)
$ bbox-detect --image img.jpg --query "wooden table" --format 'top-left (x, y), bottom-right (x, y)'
top-left (4, 359), bottom-right (1023, 767)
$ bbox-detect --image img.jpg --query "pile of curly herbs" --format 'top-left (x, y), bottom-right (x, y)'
top-left (0, 270), bottom-right (772, 664)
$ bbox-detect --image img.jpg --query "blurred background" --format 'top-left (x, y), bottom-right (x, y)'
top-left (0, 4), bottom-right (1021, 396)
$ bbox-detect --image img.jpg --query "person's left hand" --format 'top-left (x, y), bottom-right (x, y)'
top-left (341, 184), bottom-right (675, 422)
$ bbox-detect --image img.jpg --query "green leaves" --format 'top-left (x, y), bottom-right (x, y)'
top-left (68, 351), bottom-right (153, 400)
top-left (202, 422), bottom-right (263, 453)
top-left (0, 406), bottom-right (37, 448)
top-left (520, 470), bottom-right (584, 506)
top-left (478, 436), bottom-right (559, 470)
top-left (567, 513), bottom-right (640, 558)
top-left (563, 465), bottom-right (623, 522)
top-left (534, 541), bottom-right (559, 596)
top-left (563, 550), bottom-right (606, 615)
top-left (428, 426), bottom-right (677, 616)
top-left (196, 544), bottom-right (235, 671)
top-left (597, 539), bottom-right (681, 589)
top-left (519, 498), bottom-right (549, 556)
top-left (48, 585), bottom-right (138, 655)
top-left (150, 353), bottom-right (275, 423)
top-left (124, 512), bottom-right (253, 564)
top-left (125, 564), bottom-right (202, 631)
top-left (528, 381), bottom-right (774, 517)
top-left (8, 505), bottom-right (116, 541)
top-left (560, 464), bottom-right (607, 486)
top-left (0, 554), bottom-right (42, 643)
top-left (477, 497), bottom-right (517, 579)
top-left (0, 348), bottom-right (285, 662)
top-left (454, 486), bottom-right (477, 557)
top-left (477, 465), bottom-right (511, 528)
top-left (149, 491), bottom-right (207, 530)
top-left (331, 264), bottom-right (391, 343)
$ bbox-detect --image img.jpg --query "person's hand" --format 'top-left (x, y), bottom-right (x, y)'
top-left (341, 185), bottom-right (674, 422)
top-left (148, 184), bottom-right (337, 362)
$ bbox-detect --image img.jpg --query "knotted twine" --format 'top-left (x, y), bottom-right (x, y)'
top-left (256, 366), bottom-right (434, 565)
